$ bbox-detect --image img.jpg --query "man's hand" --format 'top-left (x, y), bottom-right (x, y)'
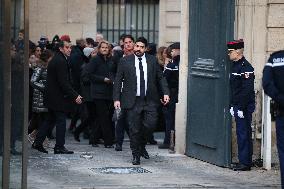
top-left (75, 95), bottom-right (83, 104)
top-left (114, 101), bottom-right (121, 109)
top-left (237, 110), bottom-right (244, 118)
top-left (104, 77), bottom-right (112, 84)
top-left (163, 95), bottom-right (170, 105)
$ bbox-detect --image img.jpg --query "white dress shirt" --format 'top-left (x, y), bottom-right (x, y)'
top-left (134, 54), bottom-right (147, 96)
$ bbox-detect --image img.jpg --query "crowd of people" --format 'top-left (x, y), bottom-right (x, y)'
top-left (7, 28), bottom-right (284, 187)
top-left (24, 31), bottom-right (180, 162)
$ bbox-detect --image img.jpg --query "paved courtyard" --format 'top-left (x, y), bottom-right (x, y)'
top-left (27, 132), bottom-right (281, 189)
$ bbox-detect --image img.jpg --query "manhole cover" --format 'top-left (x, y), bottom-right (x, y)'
top-left (90, 167), bottom-right (152, 174)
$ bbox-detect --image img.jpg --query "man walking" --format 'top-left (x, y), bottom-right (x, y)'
top-left (32, 40), bottom-right (82, 154)
top-left (227, 39), bottom-right (255, 171)
top-left (113, 37), bottom-right (169, 165)
top-left (263, 49), bottom-right (284, 188)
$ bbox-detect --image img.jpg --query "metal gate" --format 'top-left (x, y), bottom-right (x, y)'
top-left (186, 0), bottom-right (235, 167)
top-left (97, 0), bottom-right (159, 43)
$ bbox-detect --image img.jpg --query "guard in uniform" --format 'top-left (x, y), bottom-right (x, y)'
top-left (228, 39), bottom-right (255, 171)
top-left (263, 50), bottom-right (284, 188)
top-left (159, 42), bottom-right (180, 149)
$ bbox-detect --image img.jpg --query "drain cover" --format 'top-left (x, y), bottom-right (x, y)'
top-left (90, 167), bottom-right (151, 174)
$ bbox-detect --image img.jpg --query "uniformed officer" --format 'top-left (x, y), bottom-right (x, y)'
top-left (159, 42), bottom-right (180, 150)
top-left (263, 49), bottom-right (284, 188)
top-left (228, 39), bottom-right (255, 171)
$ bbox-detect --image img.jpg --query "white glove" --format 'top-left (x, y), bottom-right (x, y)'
top-left (229, 107), bottom-right (234, 117)
top-left (237, 110), bottom-right (244, 118)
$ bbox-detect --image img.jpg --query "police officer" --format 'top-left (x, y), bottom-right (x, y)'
top-left (228, 39), bottom-right (255, 171)
top-left (263, 49), bottom-right (284, 188)
top-left (159, 42), bottom-right (180, 149)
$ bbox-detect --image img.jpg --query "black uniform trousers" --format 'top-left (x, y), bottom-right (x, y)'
top-left (233, 103), bottom-right (255, 167)
top-left (126, 97), bottom-right (158, 156)
top-left (162, 101), bottom-right (176, 145)
top-left (276, 115), bottom-right (284, 189)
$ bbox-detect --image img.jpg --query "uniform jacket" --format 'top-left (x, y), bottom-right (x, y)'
top-left (113, 53), bottom-right (169, 109)
top-left (30, 66), bottom-right (48, 112)
top-left (230, 56), bottom-right (255, 111)
top-left (263, 50), bottom-right (284, 111)
top-left (44, 51), bottom-right (78, 112)
top-left (164, 55), bottom-right (179, 103)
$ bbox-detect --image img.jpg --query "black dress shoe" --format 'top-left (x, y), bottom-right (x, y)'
top-left (148, 139), bottom-right (157, 145)
top-left (32, 143), bottom-right (48, 154)
top-left (92, 144), bottom-right (99, 147)
top-left (232, 163), bottom-right (251, 171)
top-left (140, 148), bottom-right (150, 159)
top-left (54, 146), bottom-right (74, 154)
top-left (115, 144), bottom-right (122, 151)
top-left (74, 132), bottom-right (80, 142)
top-left (132, 155), bottom-right (140, 165)
top-left (158, 143), bottom-right (170, 149)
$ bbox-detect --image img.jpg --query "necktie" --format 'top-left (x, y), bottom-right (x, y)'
top-left (138, 57), bottom-right (145, 97)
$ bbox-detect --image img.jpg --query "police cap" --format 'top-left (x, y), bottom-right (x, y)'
top-left (227, 39), bottom-right (244, 50)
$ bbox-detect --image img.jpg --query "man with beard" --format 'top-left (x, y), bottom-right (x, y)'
top-left (113, 37), bottom-right (169, 165)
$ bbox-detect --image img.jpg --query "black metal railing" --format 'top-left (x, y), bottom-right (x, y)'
top-left (97, 0), bottom-right (159, 43)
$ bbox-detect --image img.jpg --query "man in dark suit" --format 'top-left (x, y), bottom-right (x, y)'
top-left (32, 40), bottom-right (83, 154)
top-left (113, 37), bottom-right (170, 165)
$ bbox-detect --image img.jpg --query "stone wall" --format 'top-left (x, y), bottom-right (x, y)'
top-left (29, 0), bottom-right (97, 44)
top-left (158, 0), bottom-right (181, 47)
top-left (234, 0), bottom-right (284, 161)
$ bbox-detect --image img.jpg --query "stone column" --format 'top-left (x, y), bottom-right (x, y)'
top-left (175, 0), bottom-right (189, 154)
top-left (158, 0), bottom-right (181, 47)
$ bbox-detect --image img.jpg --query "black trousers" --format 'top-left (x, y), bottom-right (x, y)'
top-left (35, 110), bottom-right (66, 148)
top-left (28, 112), bottom-right (54, 137)
top-left (93, 99), bottom-right (113, 146)
top-left (126, 97), bottom-right (158, 156)
top-left (74, 102), bottom-right (93, 137)
top-left (115, 110), bottom-right (129, 146)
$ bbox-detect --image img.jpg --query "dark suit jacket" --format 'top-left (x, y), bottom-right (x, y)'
top-left (113, 53), bottom-right (169, 109)
top-left (44, 51), bottom-right (78, 112)
top-left (70, 45), bottom-right (86, 93)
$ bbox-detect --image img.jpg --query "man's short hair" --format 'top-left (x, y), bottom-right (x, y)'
top-left (76, 38), bottom-right (86, 46)
top-left (58, 40), bottom-right (69, 48)
top-left (123, 34), bottom-right (134, 43)
top-left (86, 37), bottom-right (95, 46)
top-left (19, 29), bottom-right (25, 35)
top-left (135, 37), bottom-right (148, 47)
